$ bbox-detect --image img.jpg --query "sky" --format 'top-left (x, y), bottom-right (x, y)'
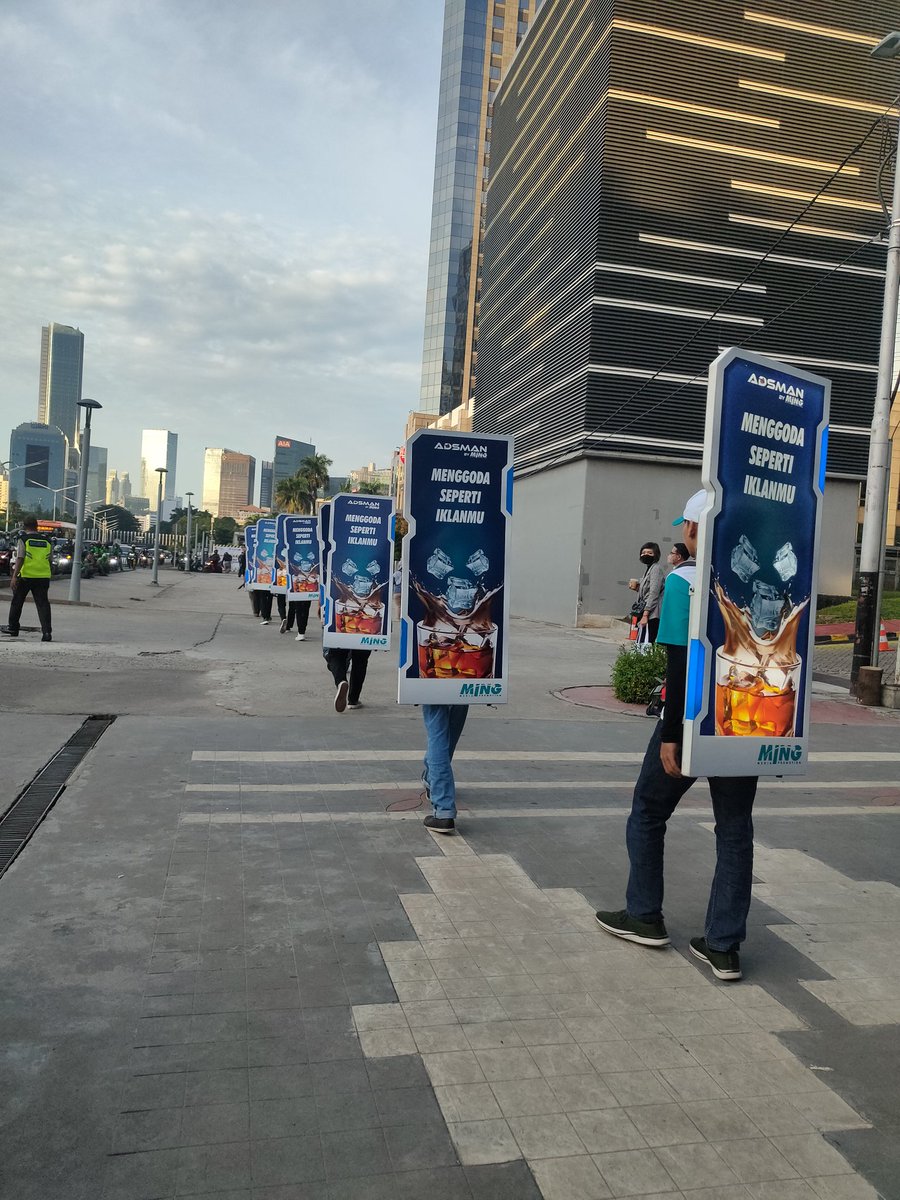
top-left (0, 0), bottom-right (444, 498)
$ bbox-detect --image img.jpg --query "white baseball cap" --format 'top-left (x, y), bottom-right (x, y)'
top-left (673, 488), bottom-right (706, 526)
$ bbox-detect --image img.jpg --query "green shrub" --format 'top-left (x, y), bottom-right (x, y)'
top-left (610, 641), bottom-right (668, 704)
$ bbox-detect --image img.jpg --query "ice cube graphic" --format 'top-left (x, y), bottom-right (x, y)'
top-left (446, 576), bottom-right (477, 613)
top-left (773, 542), bottom-right (798, 582)
top-left (731, 534), bottom-right (759, 583)
top-left (352, 574), bottom-right (373, 596)
top-left (750, 580), bottom-right (784, 635)
top-left (427, 548), bottom-right (453, 579)
top-left (366, 559), bottom-right (380, 576)
top-left (341, 558), bottom-right (356, 576)
top-left (466, 549), bottom-right (490, 576)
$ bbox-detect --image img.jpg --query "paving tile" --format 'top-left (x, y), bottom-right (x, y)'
top-left (422, 1050), bottom-right (487, 1086)
top-left (786, 1092), bottom-right (871, 1132)
top-left (249, 1134), bottom-right (326, 1187)
top-left (435, 1082), bottom-right (503, 1123)
top-left (465, 1158), bottom-right (545, 1198)
top-left (394, 979), bottom-right (448, 1002)
top-left (490, 1076), bottom-right (562, 1117)
top-left (121, 1072), bottom-right (187, 1111)
top-left (655, 1142), bottom-right (740, 1189)
top-left (246, 1038), bottom-right (307, 1068)
top-left (735, 1097), bottom-right (816, 1137)
top-left (624, 1103), bottom-right (705, 1148)
top-left (680, 1098), bottom-right (761, 1141)
top-left (807, 1177), bottom-right (880, 1199)
top-left (358, 1027), bottom-right (417, 1058)
top-left (513, 1018), bottom-right (575, 1045)
top-left (184, 1068), bottom-right (249, 1106)
top-left (448, 1118), bottom-right (521, 1165)
top-left (568, 1108), bottom-right (646, 1154)
top-left (402, 999), bottom-right (459, 1028)
top-left (591, 1148), bottom-right (677, 1196)
top-left (384, 1120), bottom-right (459, 1171)
top-left (530, 1043), bottom-right (595, 1077)
top-left (562, 1016), bottom-right (624, 1044)
top-left (658, 1067), bottom-right (728, 1102)
top-left (112, 1107), bottom-right (183, 1153)
top-left (712, 1137), bottom-right (801, 1184)
top-left (248, 1065), bottom-right (314, 1100)
top-left (310, 1057), bottom-right (370, 1094)
top-left (180, 1101), bottom-right (250, 1146)
top-left (449, 996), bottom-right (509, 1023)
top-left (582, 1042), bottom-right (648, 1074)
top-left (320, 1126), bottom-right (392, 1180)
top-left (351, 1002), bottom-right (408, 1031)
top-left (602, 1071), bottom-right (674, 1107)
top-left (508, 1112), bottom-right (586, 1158)
top-left (175, 1140), bottom-right (251, 1194)
top-left (103, 1147), bottom-right (181, 1199)
top-left (770, 1134), bottom-right (856, 1178)
top-left (317, 1088), bottom-right (382, 1133)
top-left (743, 1184), bottom-right (820, 1200)
top-left (630, 1036), bottom-right (696, 1071)
top-left (365, 1053), bottom-right (429, 1091)
top-left (474, 1047), bottom-right (542, 1082)
top-left (372, 1083), bottom-right (441, 1126)
top-left (531, 1154), bottom-right (613, 1200)
top-left (547, 1072), bottom-right (619, 1112)
top-left (414, 1024), bottom-right (471, 1053)
top-left (500, 994), bottom-right (557, 1019)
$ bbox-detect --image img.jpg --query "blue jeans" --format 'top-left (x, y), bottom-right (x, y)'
top-left (422, 705), bottom-right (470, 819)
top-left (625, 723), bottom-right (757, 950)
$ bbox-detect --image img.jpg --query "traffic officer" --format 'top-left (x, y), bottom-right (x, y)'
top-left (2, 515), bottom-right (53, 642)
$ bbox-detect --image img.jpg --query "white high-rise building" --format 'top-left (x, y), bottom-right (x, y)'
top-left (140, 430), bottom-right (177, 502)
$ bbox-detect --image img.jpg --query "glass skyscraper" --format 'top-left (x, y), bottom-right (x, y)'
top-left (419, 0), bottom-right (541, 416)
top-left (38, 323), bottom-right (84, 450)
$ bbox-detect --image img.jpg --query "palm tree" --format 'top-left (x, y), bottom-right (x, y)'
top-left (354, 481), bottom-right (386, 495)
top-left (275, 474), bottom-right (316, 514)
top-left (300, 454), bottom-right (332, 494)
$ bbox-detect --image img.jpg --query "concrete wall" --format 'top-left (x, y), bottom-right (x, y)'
top-left (509, 460), bottom-right (586, 625)
top-left (510, 458), bottom-right (858, 625)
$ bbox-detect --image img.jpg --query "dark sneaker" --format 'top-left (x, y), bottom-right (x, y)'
top-left (42, 634), bottom-right (52, 643)
top-left (595, 909), bottom-right (670, 947)
top-left (347, 701), bottom-right (362, 710)
top-left (424, 815), bottom-right (455, 835)
top-left (279, 618), bottom-right (288, 634)
top-left (334, 679), bottom-right (349, 713)
top-left (690, 937), bottom-right (742, 981)
top-left (1, 626), bottom-right (18, 637)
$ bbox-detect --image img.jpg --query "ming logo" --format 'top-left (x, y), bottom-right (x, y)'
top-left (459, 683), bottom-right (502, 697)
top-left (757, 744), bottom-right (803, 764)
top-left (747, 372), bottom-right (804, 407)
top-left (360, 636), bottom-right (387, 646)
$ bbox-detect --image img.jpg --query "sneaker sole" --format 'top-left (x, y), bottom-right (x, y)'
top-left (334, 681), bottom-right (349, 713)
top-left (689, 942), bottom-right (742, 980)
top-left (595, 914), bottom-right (670, 947)
top-left (426, 825), bottom-right (455, 835)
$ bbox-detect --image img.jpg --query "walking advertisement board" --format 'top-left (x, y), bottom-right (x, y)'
top-left (322, 494), bottom-right (395, 650)
top-left (318, 502), bottom-right (331, 608)
top-left (248, 518), bottom-right (278, 591)
top-left (243, 525), bottom-right (255, 589)
top-left (398, 429), bottom-right (513, 705)
top-left (682, 349), bottom-right (830, 778)
top-left (273, 515), bottom-right (320, 597)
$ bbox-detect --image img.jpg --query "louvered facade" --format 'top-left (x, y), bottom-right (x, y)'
top-left (474, 0), bottom-right (893, 482)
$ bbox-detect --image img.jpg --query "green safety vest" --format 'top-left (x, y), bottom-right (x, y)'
top-left (20, 535), bottom-right (52, 579)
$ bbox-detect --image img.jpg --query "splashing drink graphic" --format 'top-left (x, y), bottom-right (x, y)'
top-left (412, 576), bottom-right (502, 679)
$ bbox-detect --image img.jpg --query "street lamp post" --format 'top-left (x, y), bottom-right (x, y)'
top-left (185, 491), bottom-right (194, 572)
top-left (68, 399), bottom-right (102, 603)
top-left (150, 467), bottom-right (168, 586)
top-left (851, 34), bottom-right (900, 690)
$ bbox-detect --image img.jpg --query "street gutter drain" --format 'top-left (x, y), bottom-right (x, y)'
top-left (0, 715), bottom-right (116, 877)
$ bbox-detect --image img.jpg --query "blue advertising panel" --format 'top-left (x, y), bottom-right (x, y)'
top-left (318, 502), bottom-right (331, 608)
top-left (243, 525), bottom-right (255, 589)
top-left (249, 518), bottom-right (278, 591)
top-left (398, 430), bottom-right (513, 705)
top-left (274, 515), bottom-right (320, 597)
top-left (322, 494), bottom-right (395, 650)
top-left (682, 349), bottom-right (830, 778)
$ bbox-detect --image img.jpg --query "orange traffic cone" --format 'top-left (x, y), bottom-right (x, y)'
top-left (879, 621), bottom-right (890, 653)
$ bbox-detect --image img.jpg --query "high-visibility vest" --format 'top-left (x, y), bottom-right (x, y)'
top-left (20, 535), bottom-right (52, 579)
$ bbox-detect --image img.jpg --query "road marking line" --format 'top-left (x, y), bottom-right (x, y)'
top-left (184, 779), bottom-right (900, 794)
top-left (192, 748), bottom-right (900, 764)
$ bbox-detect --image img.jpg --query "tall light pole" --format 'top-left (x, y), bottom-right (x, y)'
top-left (851, 34), bottom-right (900, 689)
top-left (185, 491), bottom-right (194, 571)
top-left (150, 467), bottom-right (168, 586)
top-left (68, 399), bottom-right (102, 603)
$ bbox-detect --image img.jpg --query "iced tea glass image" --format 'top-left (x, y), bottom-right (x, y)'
top-left (291, 569), bottom-right (319, 594)
top-left (416, 623), bottom-right (497, 679)
top-left (336, 598), bottom-right (384, 635)
top-left (715, 650), bottom-right (801, 737)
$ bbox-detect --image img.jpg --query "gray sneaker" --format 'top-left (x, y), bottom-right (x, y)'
top-left (690, 937), bottom-right (742, 981)
top-left (595, 909), bottom-right (669, 947)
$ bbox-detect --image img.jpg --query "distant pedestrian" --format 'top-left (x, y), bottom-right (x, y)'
top-left (421, 705), bottom-right (469, 835)
top-left (325, 649), bottom-right (370, 711)
top-left (2, 515), bottom-right (53, 643)
top-left (223, 550), bottom-right (233, 572)
top-left (596, 489), bottom-right (758, 981)
top-left (628, 541), bottom-right (663, 643)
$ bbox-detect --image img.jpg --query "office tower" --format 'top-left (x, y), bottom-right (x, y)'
top-left (272, 437), bottom-right (316, 491)
top-left (106, 471), bottom-right (120, 506)
top-left (87, 445), bottom-right (108, 506)
top-left (8, 423), bottom-right (69, 514)
top-left (120, 472), bottom-right (132, 502)
top-left (259, 461), bottom-right (274, 509)
top-left (203, 449), bottom-right (256, 519)
top-left (140, 430), bottom-right (178, 502)
top-left (38, 323), bottom-right (84, 451)
top-left (474, 0), bottom-right (892, 623)
top-left (419, 0), bottom-right (543, 416)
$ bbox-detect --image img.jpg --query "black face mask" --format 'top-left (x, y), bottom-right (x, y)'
top-left (640, 554), bottom-right (654, 564)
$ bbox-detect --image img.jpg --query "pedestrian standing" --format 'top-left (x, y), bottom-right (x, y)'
top-left (596, 489), bottom-right (758, 981)
top-left (324, 649), bottom-right (370, 711)
top-left (420, 705), bottom-right (469, 835)
top-left (628, 541), bottom-right (663, 643)
top-left (2, 515), bottom-right (53, 642)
